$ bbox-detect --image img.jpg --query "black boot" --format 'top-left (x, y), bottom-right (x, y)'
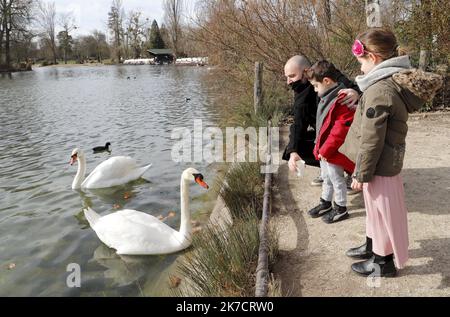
top-left (351, 253), bottom-right (397, 278)
top-left (346, 237), bottom-right (373, 259)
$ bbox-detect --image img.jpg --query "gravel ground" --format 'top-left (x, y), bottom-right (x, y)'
top-left (272, 114), bottom-right (450, 297)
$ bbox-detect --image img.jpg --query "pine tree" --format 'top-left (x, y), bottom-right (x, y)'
top-left (149, 20), bottom-right (165, 49)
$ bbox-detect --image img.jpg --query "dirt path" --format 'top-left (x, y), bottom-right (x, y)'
top-left (272, 114), bottom-right (450, 296)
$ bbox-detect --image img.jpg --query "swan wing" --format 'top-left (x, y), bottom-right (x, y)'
top-left (91, 209), bottom-right (188, 255)
top-left (82, 157), bottom-right (150, 189)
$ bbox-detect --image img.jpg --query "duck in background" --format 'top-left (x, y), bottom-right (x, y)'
top-left (93, 142), bottom-right (111, 154)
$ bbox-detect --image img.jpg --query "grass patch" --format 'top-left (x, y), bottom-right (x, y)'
top-left (173, 210), bottom-right (279, 297)
top-left (217, 162), bottom-right (265, 220)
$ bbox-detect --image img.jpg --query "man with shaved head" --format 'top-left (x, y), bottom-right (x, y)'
top-left (283, 55), bottom-right (360, 187)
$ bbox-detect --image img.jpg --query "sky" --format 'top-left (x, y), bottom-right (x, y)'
top-left (54, 0), bottom-right (166, 36)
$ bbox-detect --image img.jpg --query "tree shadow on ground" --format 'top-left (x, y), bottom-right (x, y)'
top-left (402, 167), bottom-right (450, 215)
top-left (272, 162), bottom-right (310, 296)
top-left (403, 238), bottom-right (450, 290)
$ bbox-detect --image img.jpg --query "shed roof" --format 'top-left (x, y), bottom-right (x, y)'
top-left (147, 49), bottom-right (174, 55)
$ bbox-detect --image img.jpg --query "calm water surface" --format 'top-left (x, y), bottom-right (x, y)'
top-left (0, 65), bottom-right (220, 296)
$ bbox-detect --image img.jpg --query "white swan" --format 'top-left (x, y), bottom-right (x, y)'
top-left (70, 148), bottom-right (152, 190)
top-left (83, 168), bottom-right (209, 255)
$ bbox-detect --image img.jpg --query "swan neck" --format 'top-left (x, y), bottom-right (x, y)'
top-left (179, 177), bottom-right (191, 240)
top-left (72, 155), bottom-right (86, 189)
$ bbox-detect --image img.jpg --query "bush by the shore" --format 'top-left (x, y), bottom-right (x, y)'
top-left (174, 210), bottom-right (279, 297)
top-left (218, 162), bottom-right (265, 220)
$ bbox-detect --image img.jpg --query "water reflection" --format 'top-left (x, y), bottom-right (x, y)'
top-left (0, 65), bottom-right (219, 296)
top-left (0, 72), bottom-right (12, 79)
top-left (76, 179), bottom-right (150, 208)
top-left (91, 244), bottom-right (178, 290)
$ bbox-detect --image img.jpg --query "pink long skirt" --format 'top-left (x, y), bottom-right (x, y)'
top-left (363, 174), bottom-right (409, 269)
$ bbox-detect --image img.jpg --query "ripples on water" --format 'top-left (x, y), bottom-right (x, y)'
top-left (0, 66), bottom-right (220, 296)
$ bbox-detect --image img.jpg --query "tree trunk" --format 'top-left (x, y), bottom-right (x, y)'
top-left (0, 0), bottom-right (5, 66)
top-left (124, 33), bottom-right (128, 59)
top-left (5, 22), bottom-right (10, 70)
top-left (164, 0), bottom-right (182, 59)
top-left (97, 47), bottom-right (101, 63)
top-left (365, 0), bottom-right (382, 28)
top-left (419, 50), bottom-right (430, 71)
top-left (116, 28), bottom-right (121, 62)
top-left (0, 29), bottom-right (4, 66)
top-left (254, 62), bottom-right (263, 114)
top-left (419, 0), bottom-right (432, 70)
top-left (51, 42), bottom-right (57, 65)
top-left (2, 1), bottom-right (12, 70)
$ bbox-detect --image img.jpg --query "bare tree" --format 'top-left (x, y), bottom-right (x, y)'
top-left (58, 11), bottom-right (76, 64)
top-left (163, 0), bottom-right (183, 57)
top-left (37, 0), bottom-right (57, 64)
top-left (123, 10), bottom-right (149, 59)
top-left (0, 0), bottom-right (13, 68)
top-left (92, 30), bottom-right (109, 62)
top-left (108, 0), bottom-right (124, 63)
top-left (188, 0), bottom-right (368, 78)
top-left (0, 0), bottom-right (34, 70)
top-left (0, 0), bottom-right (6, 67)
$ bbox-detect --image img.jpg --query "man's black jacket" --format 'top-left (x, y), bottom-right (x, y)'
top-left (282, 72), bottom-right (360, 162)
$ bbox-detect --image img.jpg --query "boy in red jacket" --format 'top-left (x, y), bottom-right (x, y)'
top-left (305, 60), bottom-right (355, 224)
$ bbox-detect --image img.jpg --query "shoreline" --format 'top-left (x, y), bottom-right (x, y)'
top-left (0, 69), bottom-right (33, 73)
top-left (35, 62), bottom-right (211, 69)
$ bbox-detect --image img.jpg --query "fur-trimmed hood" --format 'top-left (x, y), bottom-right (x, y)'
top-left (393, 69), bottom-right (443, 113)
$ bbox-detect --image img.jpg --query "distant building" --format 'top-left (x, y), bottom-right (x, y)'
top-left (147, 49), bottom-right (175, 65)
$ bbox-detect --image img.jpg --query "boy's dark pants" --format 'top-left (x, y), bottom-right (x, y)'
top-left (283, 130), bottom-right (320, 168)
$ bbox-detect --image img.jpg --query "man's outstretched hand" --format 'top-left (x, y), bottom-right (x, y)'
top-left (288, 152), bottom-right (302, 173)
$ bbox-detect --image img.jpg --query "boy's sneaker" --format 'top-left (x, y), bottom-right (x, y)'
top-left (308, 198), bottom-right (332, 218)
top-left (310, 175), bottom-right (324, 187)
top-left (322, 203), bottom-right (349, 224)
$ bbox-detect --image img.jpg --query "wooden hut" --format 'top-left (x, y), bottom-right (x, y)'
top-left (147, 49), bottom-right (175, 65)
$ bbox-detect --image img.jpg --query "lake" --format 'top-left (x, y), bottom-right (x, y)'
top-left (0, 65), bottom-right (220, 296)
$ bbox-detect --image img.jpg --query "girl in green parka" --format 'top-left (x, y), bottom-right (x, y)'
top-left (340, 29), bottom-right (443, 277)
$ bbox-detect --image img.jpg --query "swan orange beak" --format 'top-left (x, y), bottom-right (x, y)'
top-left (194, 174), bottom-right (209, 189)
top-left (69, 154), bottom-right (78, 166)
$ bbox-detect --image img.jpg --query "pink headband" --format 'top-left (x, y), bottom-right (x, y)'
top-left (352, 40), bottom-right (366, 57)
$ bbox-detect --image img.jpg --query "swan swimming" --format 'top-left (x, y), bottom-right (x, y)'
top-left (83, 168), bottom-right (209, 255)
top-left (70, 148), bottom-right (152, 190)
